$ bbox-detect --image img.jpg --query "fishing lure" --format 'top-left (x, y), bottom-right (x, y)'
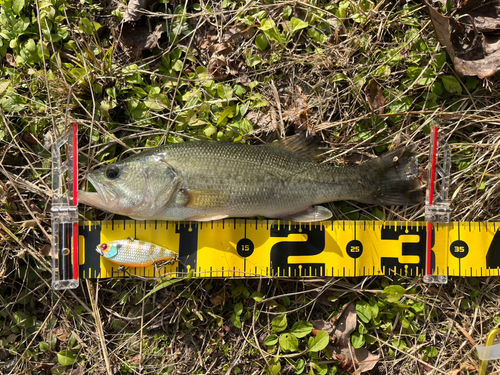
top-left (96, 238), bottom-right (178, 267)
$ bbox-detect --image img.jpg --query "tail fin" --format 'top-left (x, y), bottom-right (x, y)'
top-left (358, 146), bottom-right (424, 206)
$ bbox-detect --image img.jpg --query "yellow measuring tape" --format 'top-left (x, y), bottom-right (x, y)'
top-left (77, 220), bottom-right (500, 279)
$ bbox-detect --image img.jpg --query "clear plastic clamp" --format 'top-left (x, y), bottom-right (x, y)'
top-left (423, 126), bottom-right (451, 284)
top-left (51, 123), bottom-right (79, 290)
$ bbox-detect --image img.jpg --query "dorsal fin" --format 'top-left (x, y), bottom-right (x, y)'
top-left (265, 134), bottom-right (324, 162)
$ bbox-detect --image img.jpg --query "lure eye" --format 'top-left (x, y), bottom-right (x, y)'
top-left (101, 243), bottom-right (108, 250)
top-left (105, 166), bottom-right (120, 180)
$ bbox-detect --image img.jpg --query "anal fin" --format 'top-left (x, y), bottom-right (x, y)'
top-left (185, 214), bottom-right (229, 222)
top-left (278, 206), bottom-right (332, 222)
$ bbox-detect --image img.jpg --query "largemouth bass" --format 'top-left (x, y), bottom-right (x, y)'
top-left (96, 238), bottom-right (178, 267)
top-left (79, 136), bottom-right (423, 222)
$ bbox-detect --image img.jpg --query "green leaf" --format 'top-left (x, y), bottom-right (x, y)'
top-left (351, 331), bottom-right (365, 349)
top-left (250, 291), bottom-right (264, 302)
top-left (13, 0), bottom-right (26, 15)
top-left (332, 73), bottom-right (347, 82)
top-left (383, 285), bottom-right (406, 303)
top-left (369, 299), bottom-right (379, 319)
top-left (267, 358), bottom-right (281, 375)
top-left (259, 18), bottom-right (276, 31)
top-left (290, 321), bottom-right (313, 338)
top-left (234, 302), bottom-right (243, 316)
top-left (78, 18), bottom-right (101, 35)
top-left (39, 342), bottom-right (50, 352)
top-left (245, 54), bottom-right (262, 67)
top-left (234, 84), bottom-right (246, 97)
top-left (295, 358), bottom-right (305, 374)
top-left (440, 75), bottom-right (462, 95)
top-left (271, 314), bottom-right (288, 333)
top-left (279, 333), bottom-right (299, 352)
top-left (356, 300), bottom-right (371, 323)
top-left (57, 350), bottom-right (78, 366)
top-left (307, 28), bottom-right (327, 44)
top-left (255, 34), bottom-right (269, 51)
top-left (231, 313), bottom-right (242, 329)
top-left (371, 208), bottom-right (385, 220)
top-left (291, 17), bottom-right (308, 33)
top-left (144, 93), bottom-right (170, 111)
top-left (424, 346), bottom-right (438, 358)
top-left (13, 311), bottom-right (29, 326)
top-left (465, 76), bottom-right (480, 91)
top-left (264, 334), bottom-right (279, 346)
top-left (312, 361), bottom-right (328, 375)
top-left (0, 80), bottom-right (10, 96)
top-left (138, 278), bottom-right (185, 303)
top-left (308, 330), bottom-right (329, 352)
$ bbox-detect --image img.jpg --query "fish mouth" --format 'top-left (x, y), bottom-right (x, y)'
top-left (95, 245), bottom-right (103, 256)
top-left (78, 175), bottom-right (118, 211)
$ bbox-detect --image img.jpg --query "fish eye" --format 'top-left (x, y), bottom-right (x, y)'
top-left (101, 244), bottom-right (108, 250)
top-left (105, 166), bottom-right (120, 180)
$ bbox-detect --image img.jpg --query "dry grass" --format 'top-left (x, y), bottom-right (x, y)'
top-left (1, 0), bottom-right (500, 374)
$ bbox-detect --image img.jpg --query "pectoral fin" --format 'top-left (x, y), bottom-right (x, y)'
top-left (278, 206), bottom-right (332, 222)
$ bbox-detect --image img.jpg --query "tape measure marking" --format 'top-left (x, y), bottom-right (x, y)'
top-left (77, 220), bottom-right (500, 279)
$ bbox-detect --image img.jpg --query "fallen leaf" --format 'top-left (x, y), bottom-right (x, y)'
top-left (353, 347), bottom-right (379, 374)
top-left (53, 328), bottom-right (70, 341)
top-left (66, 365), bottom-right (85, 375)
top-left (311, 320), bottom-right (334, 334)
top-left (208, 42), bottom-right (233, 56)
top-left (332, 353), bottom-right (355, 374)
top-left (210, 294), bottom-right (226, 307)
top-left (21, 132), bottom-right (38, 145)
top-left (144, 24), bottom-right (164, 49)
top-left (119, 19), bottom-right (163, 60)
top-left (426, 0), bottom-right (500, 78)
top-left (331, 303), bottom-right (357, 346)
top-left (246, 110), bottom-right (278, 134)
top-left (282, 86), bottom-right (313, 133)
top-left (364, 79), bottom-right (386, 114)
top-left (40, 244), bottom-right (52, 256)
top-left (0, 348), bottom-right (9, 360)
top-left (123, 0), bottom-right (148, 23)
top-left (6, 53), bottom-right (17, 67)
top-left (208, 55), bottom-right (228, 80)
top-left (447, 361), bottom-right (476, 375)
top-left (326, 304), bottom-right (380, 375)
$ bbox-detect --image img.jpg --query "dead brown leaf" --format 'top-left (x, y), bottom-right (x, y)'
top-left (123, 0), bottom-right (148, 23)
top-left (53, 327), bottom-right (70, 341)
top-left (364, 79), bottom-right (386, 114)
top-left (282, 86), bottom-right (313, 133)
top-left (144, 24), bottom-right (164, 49)
top-left (208, 55), bottom-right (228, 80)
top-left (210, 294), bottom-right (226, 307)
top-left (209, 42), bottom-right (233, 56)
top-left (6, 53), bottom-right (17, 67)
top-left (0, 348), bottom-right (9, 361)
top-left (119, 20), bottom-right (162, 60)
top-left (426, 0), bottom-right (500, 78)
top-left (321, 304), bottom-right (380, 375)
top-left (66, 365), bottom-right (86, 375)
top-left (40, 244), bottom-right (51, 256)
top-left (331, 303), bottom-right (357, 346)
top-left (353, 347), bottom-right (379, 374)
top-left (447, 361), bottom-right (476, 375)
top-left (332, 353), bottom-right (355, 374)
